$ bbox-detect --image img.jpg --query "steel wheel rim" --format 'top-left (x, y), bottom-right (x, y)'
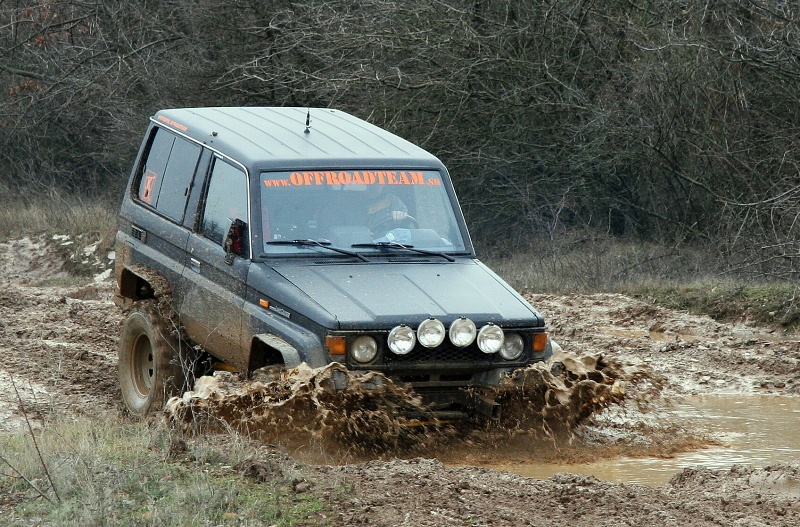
top-left (131, 333), bottom-right (154, 397)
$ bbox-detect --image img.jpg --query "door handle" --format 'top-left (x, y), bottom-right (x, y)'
top-left (189, 257), bottom-right (201, 269)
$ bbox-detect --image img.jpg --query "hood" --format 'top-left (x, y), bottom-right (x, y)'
top-left (267, 259), bottom-right (543, 330)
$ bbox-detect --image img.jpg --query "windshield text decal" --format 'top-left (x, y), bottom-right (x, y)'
top-left (263, 171), bottom-right (442, 188)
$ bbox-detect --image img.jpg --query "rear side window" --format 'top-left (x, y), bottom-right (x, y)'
top-left (201, 157), bottom-right (249, 248)
top-left (136, 127), bottom-right (201, 222)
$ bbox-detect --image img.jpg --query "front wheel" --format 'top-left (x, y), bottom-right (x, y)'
top-left (118, 301), bottom-right (192, 416)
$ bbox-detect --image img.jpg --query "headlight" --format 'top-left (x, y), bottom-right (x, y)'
top-left (350, 335), bottom-right (378, 363)
top-left (477, 324), bottom-right (504, 354)
top-left (449, 317), bottom-right (476, 347)
top-left (417, 318), bottom-right (446, 348)
top-left (388, 325), bottom-right (416, 355)
top-left (499, 332), bottom-right (524, 360)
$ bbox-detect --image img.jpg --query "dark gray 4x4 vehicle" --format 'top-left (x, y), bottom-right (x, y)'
top-left (115, 107), bottom-right (553, 419)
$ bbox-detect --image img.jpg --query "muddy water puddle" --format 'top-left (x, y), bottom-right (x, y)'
top-left (483, 394), bottom-right (800, 487)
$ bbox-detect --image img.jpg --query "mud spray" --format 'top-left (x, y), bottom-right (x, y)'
top-left (165, 349), bottom-right (648, 461)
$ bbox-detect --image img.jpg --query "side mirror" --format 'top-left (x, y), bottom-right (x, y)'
top-left (224, 218), bottom-right (247, 265)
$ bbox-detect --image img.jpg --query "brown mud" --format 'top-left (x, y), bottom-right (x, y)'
top-left (2, 235), bottom-right (800, 525)
top-left (165, 351), bottom-right (639, 459)
top-left (167, 364), bottom-right (444, 454)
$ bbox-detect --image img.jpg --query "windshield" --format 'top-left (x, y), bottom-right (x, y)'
top-left (260, 170), bottom-right (467, 255)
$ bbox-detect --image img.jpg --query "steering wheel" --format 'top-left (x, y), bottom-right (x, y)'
top-left (370, 214), bottom-right (419, 237)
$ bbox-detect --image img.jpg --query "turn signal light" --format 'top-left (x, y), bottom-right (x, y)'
top-left (326, 336), bottom-right (347, 356)
top-left (533, 333), bottom-right (548, 352)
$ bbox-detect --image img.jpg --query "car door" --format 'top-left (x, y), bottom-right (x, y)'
top-left (181, 155), bottom-right (251, 370)
top-left (122, 125), bottom-right (203, 305)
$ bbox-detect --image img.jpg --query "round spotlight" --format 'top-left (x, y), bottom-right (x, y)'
top-left (417, 318), bottom-right (446, 348)
top-left (449, 317), bottom-right (477, 347)
top-left (499, 332), bottom-right (524, 361)
top-left (350, 335), bottom-right (378, 363)
top-left (388, 325), bottom-right (416, 355)
top-left (477, 324), bottom-right (505, 354)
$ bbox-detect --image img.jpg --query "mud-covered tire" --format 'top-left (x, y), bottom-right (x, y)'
top-left (118, 301), bottom-right (192, 417)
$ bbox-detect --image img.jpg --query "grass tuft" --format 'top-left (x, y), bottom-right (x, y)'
top-left (484, 235), bottom-right (713, 294)
top-left (0, 416), bottom-right (326, 526)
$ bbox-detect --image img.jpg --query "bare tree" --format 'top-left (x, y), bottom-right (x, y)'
top-left (1, 0), bottom-right (798, 276)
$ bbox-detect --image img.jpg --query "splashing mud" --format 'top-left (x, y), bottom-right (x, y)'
top-left (167, 363), bottom-right (444, 454)
top-left (489, 350), bottom-right (640, 439)
top-left (166, 349), bottom-right (646, 457)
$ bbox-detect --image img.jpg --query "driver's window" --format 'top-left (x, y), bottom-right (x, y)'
top-left (201, 158), bottom-right (248, 250)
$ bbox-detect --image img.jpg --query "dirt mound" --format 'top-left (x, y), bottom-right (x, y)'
top-left (0, 236), bottom-right (70, 284)
top-left (672, 462), bottom-right (800, 497)
top-left (526, 292), bottom-right (800, 395)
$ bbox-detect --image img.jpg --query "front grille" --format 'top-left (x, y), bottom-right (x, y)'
top-left (385, 341), bottom-right (498, 364)
top-left (343, 330), bottom-right (538, 379)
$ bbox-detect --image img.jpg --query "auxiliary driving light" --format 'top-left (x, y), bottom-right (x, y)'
top-left (388, 325), bottom-right (416, 355)
top-left (350, 335), bottom-right (378, 363)
top-left (499, 332), bottom-right (524, 360)
top-left (477, 324), bottom-right (505, 354)
top-left (449, 317), bottom-right (477, 347)
top-left (417, 318), bottom-right (446, 348)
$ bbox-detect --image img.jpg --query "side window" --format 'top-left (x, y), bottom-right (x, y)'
top-left (157, 138), bottom-right (201, 221)
top-left (135, 127), bottom-right (201, 222)
top-left (201, 158), bottom-right (249, 248)
top-left (137, 128), bottom-right (171, 205)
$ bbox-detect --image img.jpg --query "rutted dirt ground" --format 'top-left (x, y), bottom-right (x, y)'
top-left (2, 235), bottom-right (800, 525)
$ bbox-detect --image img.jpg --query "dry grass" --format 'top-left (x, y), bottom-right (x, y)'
top-left (0, 416), bottom-right (327, 526)
top-left (629, 279), bottom-right (800, 331)
top-left (484, 235), bottom-right (714, 294)
top-left (0, 189), bottom-right (116, 243)
top-left (485, 234), bottom-right (800, 331)
top-left (0, 191), bottom-right (117, 277)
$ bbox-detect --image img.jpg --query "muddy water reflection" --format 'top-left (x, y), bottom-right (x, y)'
top-left (487, 395), bottom-right (800, 487)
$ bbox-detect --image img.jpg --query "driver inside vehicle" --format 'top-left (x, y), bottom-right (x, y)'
top-left (365, 186), bottom-right (411, 236)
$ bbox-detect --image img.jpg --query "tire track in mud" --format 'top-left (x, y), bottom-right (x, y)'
top-left (0, 238), bottom-right (121, 430)
top-left (0, 288), bottom-right (121, 427)
top-left (527, 292), bottom-right (800, 396)
top-left (309, 458), bottom-right (800, 527)
top-left (3, 237), bottom-right (800, 525)
top-left (1, 236), bottom-right (799, 457)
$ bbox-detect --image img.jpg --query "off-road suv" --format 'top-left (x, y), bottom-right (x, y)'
top-left (115, 107), bottom-right (553, 418)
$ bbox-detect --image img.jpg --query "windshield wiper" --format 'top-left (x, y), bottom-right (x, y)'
top-left (351, 242), bottom-right (455, 262)
top-left (264, 239), bottom-right (368, 262)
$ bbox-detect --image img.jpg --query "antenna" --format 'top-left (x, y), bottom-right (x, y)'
top-left (304, 109), bottom-right (311, 134)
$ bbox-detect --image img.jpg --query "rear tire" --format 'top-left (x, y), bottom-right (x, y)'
top-left (118, 301), bottom-right (192, 416)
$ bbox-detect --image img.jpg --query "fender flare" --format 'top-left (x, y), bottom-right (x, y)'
top-left (116, 264), bottom-right (173, 304)
top-left (254, 333), bottom-right (303, 369)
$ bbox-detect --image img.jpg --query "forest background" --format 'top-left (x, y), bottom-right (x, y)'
top-left (1, 0), bottom-right (799, 289)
